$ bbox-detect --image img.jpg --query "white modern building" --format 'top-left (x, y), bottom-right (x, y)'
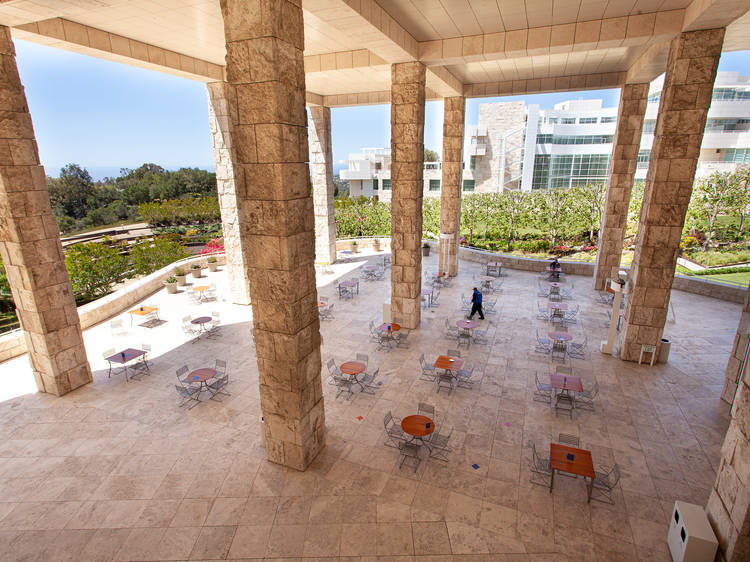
top-left (342, 72), bottom-right (750, 197)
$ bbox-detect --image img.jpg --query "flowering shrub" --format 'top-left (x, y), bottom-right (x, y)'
top-left (200, 237), bottom-right (225, 256)
top-left (680, 235), bottom-right (700, 250)
top-left (552, 244), bottom-right (573, 255)
top-left (580, 244), bottom-right (597, 252)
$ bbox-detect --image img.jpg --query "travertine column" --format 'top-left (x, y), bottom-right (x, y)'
top-left (308, 105), bottom-right (336, 265)
top-left (439, 96), bottom-right (465, 277)
top-left (220, 0), bottom-right (324, 470)
top-left (390, 62), bottom-right (425, 329)
top-left (593, 83), bottom-right (649, 291)
top-left (206, 81), bottom-right (251, 305)
top-left (0, 26), bottom-right (91, 396)
top-left (617, 28), bottom-right (724, 362)
top-left (721, 281), bottom-right (750, 403)
top-left (707, 374), bottom-right (750, 560)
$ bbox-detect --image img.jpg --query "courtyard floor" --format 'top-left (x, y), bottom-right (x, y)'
top-left (0, 250), bottom-right (738, 561)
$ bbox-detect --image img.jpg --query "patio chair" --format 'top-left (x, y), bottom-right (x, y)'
top-left (535, 329), bottom-right (551, 354)
top-left (417, 402), bottom-right (435, 418)
top-left (207, 374), bottom-right (230, 401)
top-left (383, 411), bottom-right (406, 448)
top-left (204, 284), bottom-right (217, 301)
top-left (576, 381), bottom-right (600, 411)
top-left (206, 311), bottom-right (221, 338)
top-left (567, 334), bottom-right (587, 359)
top-left (332, 375), bottom-right (354, 399)
top-left (460, 294), bottom-right (472, 313)
top-left (444, 319), bottom-right (459, 339)
top-left (215, 359), bottom-right (227, 377)
top-left (176, 365), bottom-right (189, 382)
top-left (175, 382), bottom-right (201, 409)
top-left (430, 289), bottom-right (440, 307)
top-left (536, 302), bottom-right (550, 321)
top-left (110, 319), bottom-right (127, 338)
top-left (447, 349), bottom-right (461, 358)
top-left (398, 441), bottom-right (421, 472)
top-left (369, 321), bottom-right (383, 342)
top-left (356, 353), bottom-right (369, 370)
top-left (533, 372), bottom-right (552, 404)
top-left (360, 368), bottom-right (379, 394)
top-left (537, 282), bottom-right (550, 298)
top-left (563, 304), bottom-right (579, 325)
top-left (436, 372), bottom-right (455, 394)
top-left (187, 290), bottom-right (201, 305)
top-left (129, 344), bottom-right (151, 379)
top-left (429, 426), bottom-right (453, 461)
top-left (419, 353), bottom-right (437, 381)
top-left (529, 441), bottom-right (552, 486)
top-left (591, 464), bottom-right (622, 504)
top-left (320, 303), bottom-right (335, 320)
top-left (457, 365), bottom-right (475, 388)
top-left (597, 288), bottom-right (615, 305)
top-left (326, 358), bottom-right (342, 377)
top-left (102, 348), bottom-right (117, 377)
top-left (558, 433), bottom-right (580, 447)
top-left (560, 284), bottom-right (575, 300)
top-left (395, 329), bottom-right (410, 348)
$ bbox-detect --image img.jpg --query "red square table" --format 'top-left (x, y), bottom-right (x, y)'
top-left (550, 443), bottom-right (596, 501)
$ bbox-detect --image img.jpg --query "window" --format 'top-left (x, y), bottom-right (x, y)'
top-left (561, 118), bottom-right (576, 124)
top-left (548, 117), bottom-right (558, 124)
top-left (532, 155), bottom-right (550, 189)
top-left (637, 149), bottom-right (651, 169)
top-left (429, 179), bottom-right (440, 191)
top-left (372, 179), bottom-right (378, 190)
top-left (642, 121), bottom-right (656, 134)
top-left (648, 93), bottom-right (660, 103)
top-left (382, 179), bottom-right (391, 190)
top-left (462, 180), bottom-right (475, 192)
top-left (601, 116), bottom-right (616, 123)
top-left (579, 117), bottom-right (598, 124)
top-left (536, 134), bottom-right (552, 144)
top-left (470, 155), bottom-right (477, 170)
top-left (536, 134), bottom-right (613, 145)
top-left (725, 149), bottom-right (750, 163)
top-left (533, 154), bottom-right (609, 189)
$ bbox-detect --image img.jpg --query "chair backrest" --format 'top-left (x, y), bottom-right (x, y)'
top-left (418, 402), bottom-right (435, 415)
top-left (216, 359), bottom-right (227, 370)
top-left (356, 353), bottom-right (369, 365)
top-left (419, 353), bottom-right (425, 365)
top-left (176, 365), bottom-right (188, 377)
top-left (142, 343), bottom-right (151, 353)
top-left (102, 348), bottom-right (115, 359)
top-left (558, 433), bottom-right (579, 447)
top-left (326, 358), bottom-right (336, 371)
top-left (110, 319), bottom-right (122, 328)
top-left (321, 296), bottom-right (328, 303)
top-left (182, 316), bottom-right (191, 324)
top-left (369, 368), bottom-right (380, 383)
top-left (531, 442), bottom-right (540, 466)
top-left (610, 464), bottom-right (621, 487)
top-left (447, 349), bottom-right (460, 358)
top-left (175, 384), bottom-right (188, 396)
top-left (383, 411), bottom-right (393, 428)
top-left (212, 311), bottom-right (220, 318)
top-left (555, 365), bottom-right (572, 376)
top-left (592, 381), bottom-right (600, 397)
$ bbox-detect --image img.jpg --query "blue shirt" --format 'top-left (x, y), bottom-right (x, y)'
top-left (472, 289), bottom-right (482, 304)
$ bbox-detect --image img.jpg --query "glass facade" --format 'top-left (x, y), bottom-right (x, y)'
top-left (601, 116), bottom-right (616, 123)
top-left (579, 117), bottom-right (598, 124)
top-left (712, 88), bottom-right (750, 101)
top-left (429, 179), bottom-right (440, 191)
top-left (637, 149), bottom-right (650, 169)
top-left (725, 148), bottom-right (750, 163)
top-left (561, 118), bottom-right (576, 124)
top-left (532, 154), bottom-right (610, 189)
top-left (536, 134), bottom-right (613, 144)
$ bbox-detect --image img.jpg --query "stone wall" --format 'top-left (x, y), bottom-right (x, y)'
top-left (206, 81), bottom-right (251, 305)
top-left (439, 96), bottom-right (465, 276)
top-left (0, 26), bottom-right (91, 396)
top-left (721, 282), bottom-right (750, 404)
top-left (390, 61), bottom-right (426, 330)
top-left (617, 28), bottom-right (725, 362)
top-left (474, 102), bottom-right (526, 192)
top-left (309, 105), bottom-right (336, 265)
top-left (593, 82), bottom-right (649, 291)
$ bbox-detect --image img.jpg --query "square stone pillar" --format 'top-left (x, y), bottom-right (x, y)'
top-left (0, 26), bottom-right (91, 396)
top-left (617, 28), bottom-right (724, 362)
top-left (593, 83), bottom-right (649, 291)
top-left (706, 373), bottom-right (750, 560)
top-left (219, 0), bottom-right (324, 470)
top-left (390, 62), bottom-right (426, 330)
top-left (206, 81), bottom-right (251, 305)
top-left (439, 96), bottom-right (465, 277)
top-left (721, 280), bottom-right (750, 404)
top-left (308, 105), bottom-right (336, 265)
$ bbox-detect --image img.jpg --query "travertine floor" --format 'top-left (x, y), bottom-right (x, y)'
top-left (0, 250), bottom-right (738, 561)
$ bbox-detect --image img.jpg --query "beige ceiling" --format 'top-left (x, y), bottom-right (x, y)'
top-left (0, 0), bottom-right (747, 105)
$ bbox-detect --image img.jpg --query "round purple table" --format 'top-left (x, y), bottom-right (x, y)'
top-left (548, 331), bottom-right (572, 342)
top-left (456, 320), bottom-right (477, 330)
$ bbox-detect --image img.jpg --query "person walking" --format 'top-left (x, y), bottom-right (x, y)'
top-left (468, 287), bottom-right (485, 320)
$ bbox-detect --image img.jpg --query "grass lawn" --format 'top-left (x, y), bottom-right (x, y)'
top-left (702, 271), bottom-right (750, 287)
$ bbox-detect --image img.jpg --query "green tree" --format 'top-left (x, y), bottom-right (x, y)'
top-left (730, 165), bottom-right (750, 238)
top-left (65, 241), bottom-right (128, 301)
top-left (574, 182), bottom-right (607, 243)
top-left (424, 148), bottom-right (439, 162)
top-left (48, 164), bottom-right (95, 220)
top-left (422, 198), bottom-right (441, 238)
top-left (689, 171), bottom-right (735, 248)
top-left (627, 181), bottom-right (645, 237)
top-left (129, 238), bottom-right (188, 275)
top-left (460, 193), bottom-right (490, 246)
top-left (498, 190), bottom-right (529, 250)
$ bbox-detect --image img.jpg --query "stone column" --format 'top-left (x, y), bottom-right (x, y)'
top-left (593, 83), bottom-right (649, 291)
top-left (390, 62), bottom-right (425, 330)
top-left (617, 28), bottom-right (725, 362)
top-left (308, 105), bottom-right (336, 265)
top-left (439, 96), bottom-right (465, 277)
top-left (206, 81), bottom-right (251, 305)
top-left (721, 281), bottom-right (750, 403)
top-left (706, 374), bottom-right (750, 560)
top-left (0, 26), bottom-right (91, 396)
top-left (219, 0), bottom-right (324, 470)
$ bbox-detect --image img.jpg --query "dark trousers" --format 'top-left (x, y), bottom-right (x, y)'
top-left (469, 303), bottom-right (485, 319)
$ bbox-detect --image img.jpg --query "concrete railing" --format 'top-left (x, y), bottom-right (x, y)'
top-left (0, 254), bottom-right (225, 364)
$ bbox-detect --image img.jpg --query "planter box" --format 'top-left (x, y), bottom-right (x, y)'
top-left (175, 274), bottom-right (187, 286)
top-left (208, 263), bottom-right (218, 272)
top-left (191, 268), bottom-right (202, 278)
top-left (165, 282), bottom-right (178, 294)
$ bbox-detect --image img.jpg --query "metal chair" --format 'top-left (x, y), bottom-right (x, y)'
top-left (398, 441), bottom-right (421, 472)
top-left (207, 374), bottom-right (230, 401)
top-left (102, 348), bottom-right (117, 377)
top-left (436, 372), bottom-right (455, 394)
top-left (447, 349), bottom-right (461, 358)
top-left (187, 290), bottom-right (201, 305)
top-left (395, 329), bottom-right (410, 348)
top-left (110, 319), bottom-right (127, 338)
top-left (444, 318), bottom-right (459, 339)
top-left (360, 368), bottom-right (379, 394)
top-left (383, 411), bottom-right (406, 448)
top-left (533, 373), bottom-right (552, 404)
top-left (457, 365), bottom-right (475, 388)
top-left (428, 426), bottom-right (453, 461)
top-left (419, 353), bottom-right (436, 381)
top-left (326, 358), bottom-right (342, 377)
top-left (129, 344), bottom-right (151, 379)
top-left (356, 353), bottom-right (369, 371)
top-left (558, 433), bottom-right (580, 447)
top-left (430, 289), bottom-right (440, 307)
top-left (417, 402), bottom-right (435, 418)
top-left (333, 375), bottom-right (354, 399)
top-left (215, 359), bottom-right (227, 377)
top-left (567, 334), bottom-right (587, 359)
top-left (369, 321), bottom-right (383, 342)
top-left (529, 442), bottom-right (552, 486)
top-left (536, 302), bottom-right (550, 321)
top-left (175, 383), bottom-right (201, 409)
top-left (576, 381), bottom-right (600, 411)
top-left (591, 464), bottom-right (622, 504)
top-left (207, 311), bottom-right (221, 338)
top-left (176, 365), bottom-right (189, 382)
top-left (535, 329), bottom-right (551, 354)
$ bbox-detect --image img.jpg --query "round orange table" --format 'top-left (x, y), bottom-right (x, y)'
top-left (192, 285), bottom-right (210, 292)
top-left (318, 301), bottom-right (326, 307)
top-left (401, 415), bottom-right (435, 437)
top-left (379, 322), bottom-right (400, 332)
top-left (340, 361), bottom-right (366, 375)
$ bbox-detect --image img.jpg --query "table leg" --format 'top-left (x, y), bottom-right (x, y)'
top-left (550, 469), bottom-right (555, 493)
top-left (587, 476), bottom-right (594, 502)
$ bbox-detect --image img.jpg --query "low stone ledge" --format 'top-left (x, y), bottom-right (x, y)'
top-left (0, 254), bottom-right (226, 364)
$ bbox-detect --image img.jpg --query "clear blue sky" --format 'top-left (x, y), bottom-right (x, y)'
top-left (13, 39), bottom-right (750, 180)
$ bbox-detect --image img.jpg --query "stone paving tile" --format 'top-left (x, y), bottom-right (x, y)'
top-left (0, 250), bottom-right (738, 559)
